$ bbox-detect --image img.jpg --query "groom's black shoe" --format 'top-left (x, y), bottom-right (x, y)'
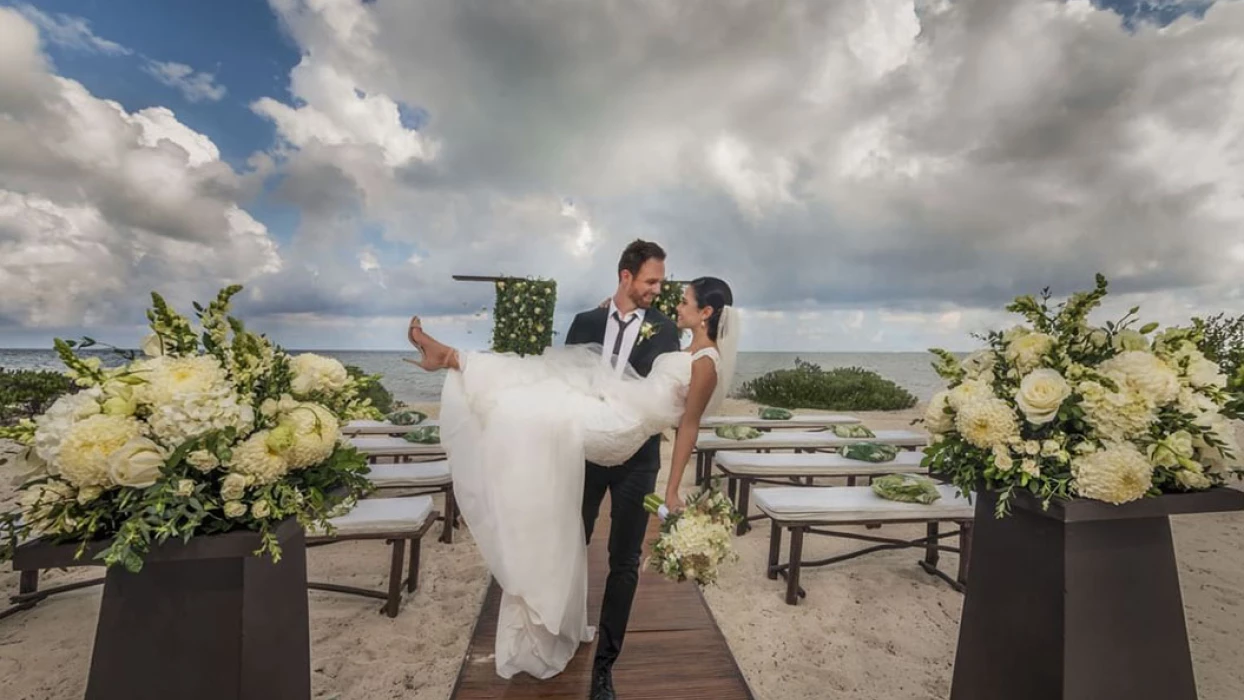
top-left (589, 662), bottom-right (616, 700)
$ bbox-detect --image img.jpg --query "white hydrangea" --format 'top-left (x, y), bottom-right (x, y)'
top-left (1071, 443), bottom-right (1154, 505)
top-left (1191, 411), bottom-right (1238, 474)
top-left (1077, 378), bottom-right (1156, 443)
top-left (33, 387), bottom-right (103, 465)
top-left (954, 397), bottom-right (1019, 450)
top-left (225, 431), bottom-right (289, 485)
top-left (57, 414), bottom-right (146, 488)
top-left (923, 391), bottom-right (954, 434)
top-left (1099, 351), bottom-right (1180, 407)
top-left (1165, 344), bottom-right (1227, 389)
top-left (289, 353), bottom-right (350, 397)
top-left (1005, 331), bottom-right (1055, 373)
top-left (276, 402), bottom-right (340, 469)
top-left (961, 350), bottom-right (996, 382)
top-left (132, 355), bottom-right (253, 447)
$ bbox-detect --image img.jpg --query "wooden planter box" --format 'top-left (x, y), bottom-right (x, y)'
top-left (12, 518), bottom-right (311, 700)
top-left (950, 486), bottom-right (1244, 700)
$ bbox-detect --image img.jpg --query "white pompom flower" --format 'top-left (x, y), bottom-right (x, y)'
top-left (289, 354), bottom-right (350, 397)
top-left (57, 414), bottom-right (147, 489)
top-left (1071, 443), bottom-right (1154, 505)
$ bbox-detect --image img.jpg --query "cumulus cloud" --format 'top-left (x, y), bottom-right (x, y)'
top-left (0, 8), bottom-right (280, 328)
top-left (143, 60), bottom-right (227, 102)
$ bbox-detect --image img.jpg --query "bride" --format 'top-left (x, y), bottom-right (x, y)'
top-left (404, 277), bottom-right (737, 680)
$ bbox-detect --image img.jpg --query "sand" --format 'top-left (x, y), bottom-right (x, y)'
top-left (2, 401), bottom-right (1243, 700)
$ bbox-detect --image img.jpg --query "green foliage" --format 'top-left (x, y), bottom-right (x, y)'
top-left (1193, 312), bottom-right (1244, 413)
top-left (491, 277), bottom-right (557, 356)
top-left (345, 365), bottom-right (394, 415)
top-left (0, 368), bottom-right (75, 425)
top-left (739, 359), bottom-right (918, 412)
top-left (653, 280), bottom-right (684, 321)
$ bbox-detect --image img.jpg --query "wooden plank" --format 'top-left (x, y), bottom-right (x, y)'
top-left (450, 496), bottom-right (754, 700)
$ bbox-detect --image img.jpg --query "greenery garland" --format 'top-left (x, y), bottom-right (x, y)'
top-left (491, 277), bottom-right (558, 356)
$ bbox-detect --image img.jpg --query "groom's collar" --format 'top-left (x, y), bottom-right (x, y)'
top-left (607, 298), bottom-right (646, 323)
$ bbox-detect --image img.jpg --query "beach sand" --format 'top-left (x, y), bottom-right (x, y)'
top-left (2, 401), bottom-right (1243, 700)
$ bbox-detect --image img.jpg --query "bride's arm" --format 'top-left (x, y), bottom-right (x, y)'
top-left (664, 358), bottom-right (717, 510)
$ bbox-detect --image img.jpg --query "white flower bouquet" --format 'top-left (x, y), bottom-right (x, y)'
top-left (0, 286), bottom-right (373, 571)
top-left (923, 275), bottom-right (1243, 516)
top-left (642, 487), bottom-right (741, 585)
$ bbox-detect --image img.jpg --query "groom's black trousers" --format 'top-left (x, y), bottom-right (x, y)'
top-left (582, 439), bottom-right (660, 669)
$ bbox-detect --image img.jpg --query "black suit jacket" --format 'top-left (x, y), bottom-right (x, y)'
top-left (565, 306), bottom-right (681, 471)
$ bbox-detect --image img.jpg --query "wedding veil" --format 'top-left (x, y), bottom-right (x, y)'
top-left (706, 305), bottom-right (739, 416)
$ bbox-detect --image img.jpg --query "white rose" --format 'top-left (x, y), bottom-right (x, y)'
top-left (223, 500), bottom-right (247, 518)
top-left (991, 445), bottom-right (1014, 471)
top-left (961, 350), bottom-right (996, 381)
top-left (251, 500), bottom-right (272, 519)
top-left (106, 437), bottom-right (167, 488)
top-left (1015, 369), bottom-right (1071, 425)
top-left (140, 333), bottom-right (167, 358)
top-left (1005, 332), bottom-right (1055, 373)
top-left (221, 472), bottom-right (249, 501)
top-left (175, 479), bottom-right (196, 498)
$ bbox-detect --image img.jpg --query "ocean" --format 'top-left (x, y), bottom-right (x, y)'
top-left (0, 349), bottom-right (946, 405)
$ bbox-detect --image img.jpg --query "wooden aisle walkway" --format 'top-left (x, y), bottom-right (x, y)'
top-left (449, 496), bottom-right (755, 699)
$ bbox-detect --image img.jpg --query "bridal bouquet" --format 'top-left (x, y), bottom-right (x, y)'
top-left (0, 286), bottom-right (374, 572)
top-left (642, 487), bottom-right (741, 585)
top-left (922, 274), bottom-right (1242, 517)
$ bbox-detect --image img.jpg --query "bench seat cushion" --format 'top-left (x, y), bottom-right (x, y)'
top-left (312, 495), bottom-right (434, 536)
top-left (366, 461), bottom-right (451, 488)
top-left (753, 485), bottom-right (974, 523)
top-left (714, 450), bottom-right (925, 477)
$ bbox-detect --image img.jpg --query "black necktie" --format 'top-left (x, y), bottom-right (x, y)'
top-left (611, 311), bottom-right (637, 368)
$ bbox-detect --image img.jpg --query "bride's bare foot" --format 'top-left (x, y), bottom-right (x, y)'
top-left (406, 317), bottom-right (459, 371)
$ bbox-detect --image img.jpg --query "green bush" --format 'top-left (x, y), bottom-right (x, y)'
top-left (0, 368), bottom-right (76, 425)
top-left (345, 365), bottom-right (395, 415)
top-left (1193, 312), bottom-right (1244, 413)
top-left (737, 358), bottom-right (917, 412)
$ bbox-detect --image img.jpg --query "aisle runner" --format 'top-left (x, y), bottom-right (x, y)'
top-left (450, 496), bottom-right (755, 699)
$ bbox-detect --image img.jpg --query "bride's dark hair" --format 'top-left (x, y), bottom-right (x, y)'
top-left (689, 277), bottom-right (733, 341)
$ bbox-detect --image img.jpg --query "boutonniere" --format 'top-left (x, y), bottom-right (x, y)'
top-left (638, 321), bottom-right (658, 342)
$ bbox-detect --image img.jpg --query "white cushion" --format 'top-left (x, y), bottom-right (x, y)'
top-left (697, 429), bottom-right (930, 451)
top-left (366, 460), bottom-right (451, 487)
top-left (752, 485), bottom-right (973, 523)
top-left (343, 419), bottom-right (439, 435)
top-left (349, 435), bottom-right (445, 456)
top-left (700, 414), bottom-right (859, 429)
top-left (714, 450), bottom-right (925, 477)
top-left (312, 495), bottom-right (434, 536)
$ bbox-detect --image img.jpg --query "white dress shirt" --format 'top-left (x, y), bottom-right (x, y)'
top-left (602, 300), bottom-right (646, 375)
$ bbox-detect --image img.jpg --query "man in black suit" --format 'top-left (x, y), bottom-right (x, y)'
top-left (564, 239), bottom-right (681, 700)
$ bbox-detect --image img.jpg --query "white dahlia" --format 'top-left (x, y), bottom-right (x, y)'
top-left (947, 379), bottom-right (994, 411)
top-left (32, 387), bottom-right (103, 465)
top-left (1071, 443), bottom-right (1154, 505)
top-left (1099, 351), bottom-right (1180, 407)
top-left (57, 414), bottom-right (146, 488)
top-left (289, 353), bottom-right (350, 397)
top-left (226, 431), bottom-right (289, 485)
top-left (954, 398), bottom-right (1019, 449)
top-left (276, 402), bottom-right (339, 469)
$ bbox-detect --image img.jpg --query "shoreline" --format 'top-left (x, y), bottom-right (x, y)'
top-left (1, 403), bottom-right (1243, 699)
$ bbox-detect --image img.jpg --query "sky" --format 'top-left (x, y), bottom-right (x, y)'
top-left (0, 0), bottom-right (1241, 353)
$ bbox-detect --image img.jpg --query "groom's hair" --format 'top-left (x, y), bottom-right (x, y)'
top-left (617, 239), bottom-right (666, 279)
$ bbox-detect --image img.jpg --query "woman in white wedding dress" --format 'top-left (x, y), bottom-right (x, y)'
top-left (404, 278), bottom-right (737, 681)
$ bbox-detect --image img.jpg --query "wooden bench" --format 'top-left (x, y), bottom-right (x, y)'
top-left (753, 485), bottom-right (973, 605)
top-left (366, 461), bottom-right (458, 544)
top-left (693, 429), bottom-right (930, 485)
top-left (306, 495), bottom-right (438, 618)
top-left (715, 450), bottom-right (928, 535)
top-left (349, 435), bottom-right (446, 461)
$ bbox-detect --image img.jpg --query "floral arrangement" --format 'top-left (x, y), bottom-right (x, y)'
top-left (642, 487), bottom-right (741, 585)
top-left (652, 280), bottom-right (684, 321)
top-left (922, 275), bottom-right (1242, 516)
top-left (490, 277), bottom-right (557, 356)
top-left (0, 286), bottom-right (372, 572)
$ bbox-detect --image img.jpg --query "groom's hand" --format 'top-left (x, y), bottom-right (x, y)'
top-left (664, 487), bottom-right (685, 513)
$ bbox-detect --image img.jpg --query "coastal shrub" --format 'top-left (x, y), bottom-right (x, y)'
top-left (345, 364), bottom-right (395, 415)
top-left (738, 359), bottom-right (917, 412)
top-left (0, 368), bottom-right (75, 425)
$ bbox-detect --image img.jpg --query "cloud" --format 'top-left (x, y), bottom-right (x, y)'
top-left (143, 60), bottom-right (227, 102)
top-left (14, 4), bottom-right (130, 56)
top-left (0, 8), bottom-right (280, 328)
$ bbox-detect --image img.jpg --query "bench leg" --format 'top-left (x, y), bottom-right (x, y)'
top-left (440, 488), bottom-right (457, 544)
top-left (727, 476), bottom-right (737, 503)
top-left (785, 526), bottom-right (805, 605)
top-left (408, 537), bottom-right (422, 593)
top-left (19, 570), bottom-right (39, 596)
top-left (767, 521), bottom-right (782, 580)
top-left (924, 522), bottom-right (940, 568)
top-left (384, 539), bottom-right (406, 618)
top-left (735, 479), bottom-right (752, 536)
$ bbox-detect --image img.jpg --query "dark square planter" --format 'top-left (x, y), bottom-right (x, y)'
top-left (12, 517), bottom-right (311, 700)
top-left (950, 486), bottom-right (1244, 700)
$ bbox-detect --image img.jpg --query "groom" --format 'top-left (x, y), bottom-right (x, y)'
top-left (565, 239), bottom-right (681, 700)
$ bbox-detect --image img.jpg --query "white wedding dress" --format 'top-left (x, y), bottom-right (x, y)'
top-left (438, 343), bottom-right (719, 679)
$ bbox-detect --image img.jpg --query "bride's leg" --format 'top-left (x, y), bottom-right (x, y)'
top-left (406, 316), bottom-right (462, 371)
